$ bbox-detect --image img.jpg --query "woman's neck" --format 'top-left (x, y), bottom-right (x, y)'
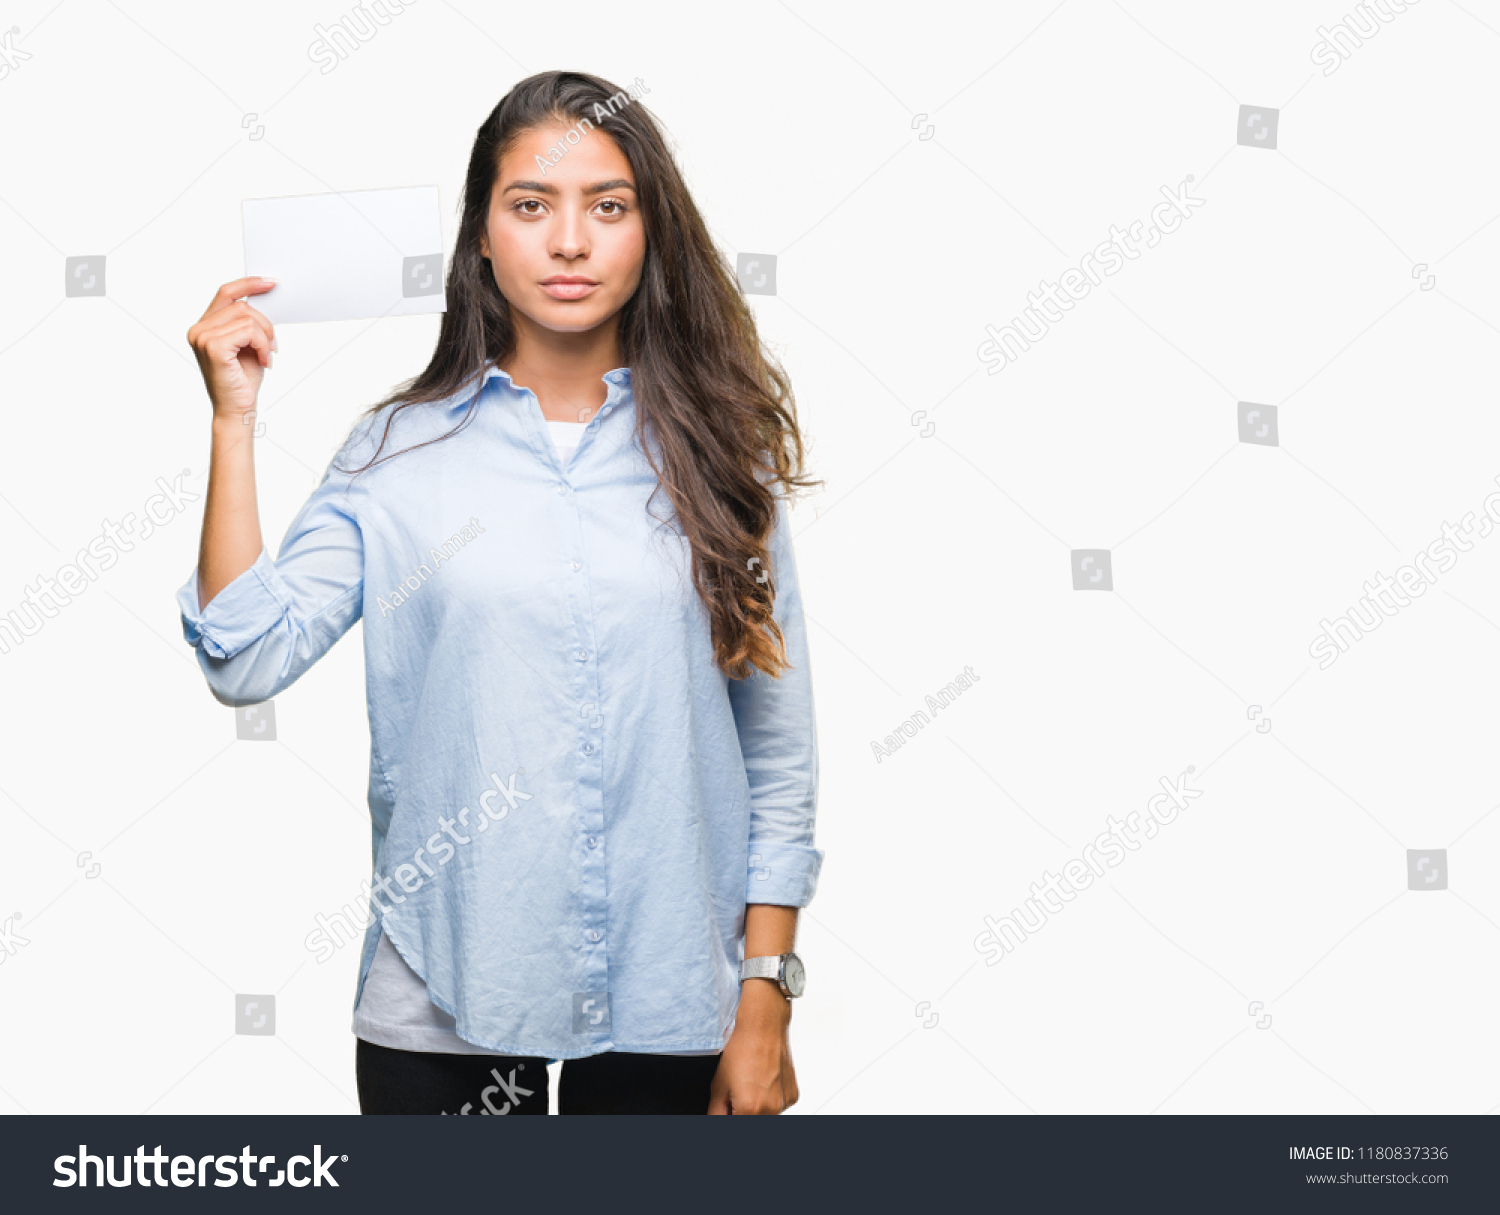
top-left (505, 319), bottom-right (624, 423)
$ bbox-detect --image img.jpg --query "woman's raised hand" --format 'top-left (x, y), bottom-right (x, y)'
top-left (186, 276), bottom-right (278, 420)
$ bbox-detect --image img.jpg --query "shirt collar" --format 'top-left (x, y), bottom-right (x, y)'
top-left (464, 361), bottom-right (633, 410)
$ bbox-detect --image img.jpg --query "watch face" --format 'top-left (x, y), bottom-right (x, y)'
top-left (783, 953), bottom-right (805, 997)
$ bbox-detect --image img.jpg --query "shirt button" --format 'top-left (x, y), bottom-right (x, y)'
top-left (601, 405), bottom-right (612, 415)
top-left (556, 484), bottom-right (567, 495)
top-left (571, 559), bottom-right (582, 572)
top-left (576, 648), bottom-right (588, 661)
top-left (582, 742), bottom-right (594, 755)
top-left (588, 929), bottom-right (602, 943)
top-left (587, 836), bottom-right (598, 848)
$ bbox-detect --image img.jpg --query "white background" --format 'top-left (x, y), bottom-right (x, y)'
top-left (1, 0), bottom-right (1498, 1115)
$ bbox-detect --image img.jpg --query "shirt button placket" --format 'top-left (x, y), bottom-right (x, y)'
top-left (561, 412), bottom-right (611, 1045)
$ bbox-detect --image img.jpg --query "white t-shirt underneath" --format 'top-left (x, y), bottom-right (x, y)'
top-left (352, 415), bottom-right (719, 1058)
top-left (545, 417), bottom-right (588, 466)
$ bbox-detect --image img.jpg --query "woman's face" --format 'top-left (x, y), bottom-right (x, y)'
top-left (479, 119), bottom-right (646, 337)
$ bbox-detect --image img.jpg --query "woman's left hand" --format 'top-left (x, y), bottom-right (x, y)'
top-left (707, 980), bottom-right (798, 1114)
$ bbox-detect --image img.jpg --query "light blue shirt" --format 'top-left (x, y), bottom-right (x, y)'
top-left (176, 363), bottom-right (822, 1058)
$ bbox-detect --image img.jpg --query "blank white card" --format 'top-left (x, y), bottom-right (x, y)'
top-left (242, 185), bottom-right (447, 325)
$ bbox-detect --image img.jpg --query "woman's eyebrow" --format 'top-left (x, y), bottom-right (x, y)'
top-left (501, 178), bottom-right (637, 195)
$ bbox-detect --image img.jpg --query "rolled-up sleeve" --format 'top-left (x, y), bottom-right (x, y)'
top-left (727, 490), bottom-right (823, 907)
top-left (176, 443), bottom-right (365, 706)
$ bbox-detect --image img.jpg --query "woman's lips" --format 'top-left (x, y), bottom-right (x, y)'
top-left (540, 281), bottom-right (598, 299)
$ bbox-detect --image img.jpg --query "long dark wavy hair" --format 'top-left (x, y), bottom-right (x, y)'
top-left (336, 70), bottom-right (820, 680)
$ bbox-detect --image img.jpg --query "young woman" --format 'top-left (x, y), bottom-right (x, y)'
top-left (178, 71), bottom-right (823, 1115)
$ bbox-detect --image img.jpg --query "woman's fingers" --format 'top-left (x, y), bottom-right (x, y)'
top-left (186, 280), bottom-right (278, 415)
top-left (201, 275), bottom-right (278, 322)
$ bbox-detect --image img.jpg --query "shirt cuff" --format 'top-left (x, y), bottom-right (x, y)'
top-left (176, 548), bottom-right (292, 661)
top-left (746, 842), bottom-right (824, 907)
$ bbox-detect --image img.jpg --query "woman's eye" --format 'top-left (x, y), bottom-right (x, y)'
top-left (511, 198), bottom-right (626, 216)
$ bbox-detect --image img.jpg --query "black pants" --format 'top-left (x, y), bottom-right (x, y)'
top-left (356, 1038), bottom-right (722, 1114)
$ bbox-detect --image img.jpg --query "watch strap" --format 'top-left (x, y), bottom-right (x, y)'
top-left (740, 954), bottom-right (783, 983)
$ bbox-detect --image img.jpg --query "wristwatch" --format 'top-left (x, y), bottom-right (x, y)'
top-left (740, 952), bottom-right (806, 998)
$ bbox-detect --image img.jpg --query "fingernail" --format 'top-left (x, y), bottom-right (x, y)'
top-left (271, 338), bottom-right (278, 352)
top-left (259, 276), bottom-right (277, 284)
